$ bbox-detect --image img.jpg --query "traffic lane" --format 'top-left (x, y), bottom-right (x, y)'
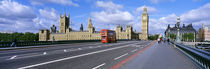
top-left (0, 41), bottom-right (130, 57)
top-left (0, 42), bottom-right (102, 55)
top-left (0, 41), bottom-right (138, 63)
top-left (0, 41), bottom-right (131, 55)
top-left (0, 41), bottom-right (137, 62)
top-left (17, 41), bottom-right (153, 69)
top-left (0, 41), bottom-right (146, 62)
top-left (0, 41), bottom-right (145, 69)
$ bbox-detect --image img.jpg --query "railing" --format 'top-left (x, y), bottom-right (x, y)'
top-left (0, 39), bottom-right (133, 48)
top-left (170, 41), bottom-right (210, 69)
top-left (0, 40), bottom-right (101, 48)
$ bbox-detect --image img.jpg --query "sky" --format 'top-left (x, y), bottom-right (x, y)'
top-left (0, 0), bottom-right (209, 35)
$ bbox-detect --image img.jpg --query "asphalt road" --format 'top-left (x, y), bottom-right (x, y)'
top-left (0, 40), bottom-right (154, 69)
top-left (0, 40), bottom-right (199, 69)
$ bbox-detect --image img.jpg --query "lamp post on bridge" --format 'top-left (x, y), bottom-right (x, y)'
top-left (176, 17), bottom-right (181, 43)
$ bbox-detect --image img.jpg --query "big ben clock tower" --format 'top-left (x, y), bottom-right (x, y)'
top-left (141, 6), bottom-right (149, 40)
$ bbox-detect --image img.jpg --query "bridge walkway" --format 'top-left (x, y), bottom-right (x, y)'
top-left (119, 42), bottom-right (200, 69)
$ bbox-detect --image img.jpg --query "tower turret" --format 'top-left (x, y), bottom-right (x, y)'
top-left (59, 12), bottom-right (70, 33)
top-left (80, 23), bottom-right (83, 31)
top-left (141, 5), bottom-right (149, 40)
top-left (87, 17), bottom-right (94, 33)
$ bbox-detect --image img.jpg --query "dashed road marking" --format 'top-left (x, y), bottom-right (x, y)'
top-left (64, 49), bottom-right (67, 52)
top-left (9, 55), bottom-right (17, 59)
top-left (43, 52), bottom-right (47, 55)
top-left (92, 63), bottom-right (106, 69)
top-left (114, 53), bottom-right (128, 60)
top-left (18, 44), bottom-right (130, 69)
top-left (131, 49), bottom-right (138, 52)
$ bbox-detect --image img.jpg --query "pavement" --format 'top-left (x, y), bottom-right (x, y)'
top-left (118, 42), bottom-right (200, 69)
top-left (0, 41), bottom-right (199, 69)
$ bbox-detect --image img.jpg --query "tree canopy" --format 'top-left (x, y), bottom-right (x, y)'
top-left (0, 32), bottom-right (39, 42)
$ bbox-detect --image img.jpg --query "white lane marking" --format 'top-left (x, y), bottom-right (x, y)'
top-left (18, 44), bottom-right (130, 69)
top-left (89, 47), bottom-right (93, 48)
top-left (92, 63), bottom-right (106, 69)
top-left (8, 54), bottom-right (43, 60)
top-left (114, 53), bottom-right (128, 60)
top-left (9, 55), bottom-right (17, 59)
top-left (43, 52), bottom-right (47, 55)
top-left (64, 49), bottom-right (67, 52)
top-left (131, 49), bottom-right (138, 52)
top-left (70, 49), bottom-right (78, 51)
top-left (78, 48), bottom-right (82, 50)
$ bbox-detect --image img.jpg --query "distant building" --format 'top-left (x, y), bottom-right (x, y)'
top-left (197, 24), bottom-right (210, 41)
top-left (39, 6), bottom-right (149, 41)
top-left (39, 14), bottom-right (101, 41)
top-left (39, 13), bottom-right (140, 41)
top-left (115, 25), bottom-right (139, 40)
top-left (165, 18), bottom-right (196, 42)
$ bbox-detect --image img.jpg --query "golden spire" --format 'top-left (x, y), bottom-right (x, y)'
top-left (143, 5), bottom-right (147, 13)
top-left (88, 16), bottom-right (92, 28)
top-left (64, 11), bottom-right (66, 17)
top-left (143, 0), bottom-right (147, 13)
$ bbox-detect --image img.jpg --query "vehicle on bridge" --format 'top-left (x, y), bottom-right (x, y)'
top-left (100, 29), bottom-right (116, 43)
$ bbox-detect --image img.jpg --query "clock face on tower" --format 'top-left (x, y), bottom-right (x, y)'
top-left (143, 16), bottom-right (147, 20)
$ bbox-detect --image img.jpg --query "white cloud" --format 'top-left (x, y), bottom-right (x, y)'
top-left (147, 3), bottom-right (210, 34)
top-left (96, 1), bottom-right (123, 12)
top-left (39, 8), bottom-right (58, 20)
top-left (0, 0), bottom-right (59, 33)
top-left (30, 0), bottom-right (79, 7)
top-left (181, 3), bottom-right (210, 25)
top-left (0, 0), bottom-right (36, 19)
top-left (0, 0), bottom-right (37, 32)
top-left (92, 1), bottom-right (134, 30)
top-left (34, 8), bottom-right (60, 30)
top-left (92, 11), bottom-right (133, 25)
top-left (136, 6), bottom-right (158, 14)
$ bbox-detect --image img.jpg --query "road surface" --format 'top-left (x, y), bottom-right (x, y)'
top-left (0, 41), bottom-right (199, 69)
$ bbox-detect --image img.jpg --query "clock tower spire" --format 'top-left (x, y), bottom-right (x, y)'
top-left (141, 5), bottom-right (149, 40)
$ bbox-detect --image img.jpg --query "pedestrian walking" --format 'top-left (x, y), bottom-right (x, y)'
top-left (158, 38), bottom-right (160, 44)
top-left (167, 39), bottom-right (170, 44)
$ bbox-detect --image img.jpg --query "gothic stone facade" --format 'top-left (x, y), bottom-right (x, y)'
top-left (165, 23), bottom-right (196, 41)
top-left (39, 6), bottom-right (149, 41)
top-left (39, 14), bottom-right (139, 41)
top-left (197, 24), bottom-right (210, 41)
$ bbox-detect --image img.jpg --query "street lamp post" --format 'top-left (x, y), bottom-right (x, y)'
top-left (176, 17), bottom-right (181, 43)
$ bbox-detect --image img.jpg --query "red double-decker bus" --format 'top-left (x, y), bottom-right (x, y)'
top-left (100, 29), bottom-right (116, 43)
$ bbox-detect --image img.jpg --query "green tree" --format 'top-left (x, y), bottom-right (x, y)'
top-left (168, 34), bottom-right (176, 40)
top-left (148, 35), bottom-right (159, 40)
top-left (182, 33), bottom-right (194, 42)
top-left (0, 32), bottom-right (39, 42)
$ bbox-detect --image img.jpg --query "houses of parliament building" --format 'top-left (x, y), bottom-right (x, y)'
top-left (39, 6), bottom-right (149, 41)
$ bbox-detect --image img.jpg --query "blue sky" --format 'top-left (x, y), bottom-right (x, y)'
top-left (0, 0), bottom-right (209, 34)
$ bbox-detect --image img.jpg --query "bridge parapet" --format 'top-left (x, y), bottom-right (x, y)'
top-left (170, 41), bottom-right (210, 69)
